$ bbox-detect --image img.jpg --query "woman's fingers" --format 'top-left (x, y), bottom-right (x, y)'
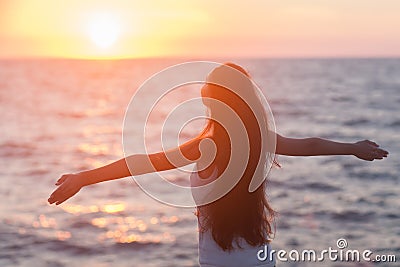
top-left (53, 187), bottom-right (79, 205)
top-left (48, 185), bottom-right (69, 204)
top-left (365, 140), bottom-right (389, 160)
top-left (49, 176), bottom-right (81, 205)
top-left (56, 175), bottom-right (67, 185)
top-left (372, 148), bottom-right (389, 160)
top-left (49, 190), bottom-right (68, 205)
top-left (354, 140), bottom-right (389, 161)
top-left (50, 186), bottom-right (66, 201)
top-left (55, 195), bottom-right (70, 205)
top-left (375, 148), bottom-right (388, 156)
top-left (48, 194), bottom-right (57, 204)
top-left (48, 190), bottom-right (61, 204)
top-left (380, 149), bottom-right (388, 156)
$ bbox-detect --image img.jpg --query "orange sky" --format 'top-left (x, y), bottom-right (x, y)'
top-left (0, 0), bottom-right (399, 59)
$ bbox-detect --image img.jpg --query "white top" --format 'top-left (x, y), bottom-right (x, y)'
top-left (190, 165), bottom-right (275, 267)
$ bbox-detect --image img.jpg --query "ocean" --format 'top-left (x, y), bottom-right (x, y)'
top-left (0, 58), bottom-right (399, 266)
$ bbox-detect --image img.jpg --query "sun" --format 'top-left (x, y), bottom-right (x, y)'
top-left (87, 13), bottom-right (121, 49)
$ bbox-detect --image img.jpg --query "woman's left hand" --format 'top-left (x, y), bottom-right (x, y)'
top-left (353, 140), bottom-right (389, 161)
top-left (48, 173), bottom-right (84, 205)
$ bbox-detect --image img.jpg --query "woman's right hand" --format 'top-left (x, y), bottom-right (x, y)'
top-left (353, 140), bottom-right (388, 161)
top-left (48, 173), bottom-right (84, 205)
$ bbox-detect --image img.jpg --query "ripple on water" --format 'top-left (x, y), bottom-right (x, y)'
top-left (0, 141), bottom-right (35, 157)
top-left (387, 119), bottom-right (400, 127)
top-left (348, 171), bottom-right (398, 181)
top-left (302, 182), bottom-right (341, 192)
top-left (331, 210), bottom-right (376, 222)
top-left (280, 181), bottom-right (341, 192)
top-left (342, 118), bottom-right (370, 126)
top-left (43, 239), bottom-right (100, 256)
top-left (113, 240), bottom-right (162, 250)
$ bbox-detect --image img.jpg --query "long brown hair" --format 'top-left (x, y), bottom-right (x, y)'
top-left (197, 63), bottom-right (277, 251)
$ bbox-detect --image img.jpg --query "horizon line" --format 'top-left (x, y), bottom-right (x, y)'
top-left (0, 54), bottom-right (399, 61)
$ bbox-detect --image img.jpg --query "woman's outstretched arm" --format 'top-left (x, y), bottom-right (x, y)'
top-left (48, 138), bottom-right (201, 205)
top-left (275, 133), bottom-right (388, 161)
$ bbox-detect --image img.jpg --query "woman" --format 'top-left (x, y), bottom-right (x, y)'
top-left (48, 63), bottom-right (388, 267)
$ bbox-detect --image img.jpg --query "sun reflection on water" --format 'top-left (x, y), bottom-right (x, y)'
top-left (61, 204), bottom-right (100, 214)
top-left (102, 203), bottom-right (125, 213)
top-left (89, 213), bottom-right (180, 244)
top-left (32, 214), bottom-right (57, 228)
top-left (31, 203), bottom-right (181, 245)
top-left (56, 230), bottom-right (72, 241)
top-left (78, 143), bottom-right (110, 156)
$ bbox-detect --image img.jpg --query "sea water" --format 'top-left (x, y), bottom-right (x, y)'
top-left (0, 58), bottom-right (398, 266)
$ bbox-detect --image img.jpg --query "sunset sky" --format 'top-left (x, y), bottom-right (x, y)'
top-left (0, 0), bottom-right (399, 59)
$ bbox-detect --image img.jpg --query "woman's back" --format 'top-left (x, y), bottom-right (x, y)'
top-left (191, 167), bottom-right (275, 267)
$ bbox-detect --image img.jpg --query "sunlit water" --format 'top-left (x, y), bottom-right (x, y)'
top-left (0, 58), bottom-right (399, 267)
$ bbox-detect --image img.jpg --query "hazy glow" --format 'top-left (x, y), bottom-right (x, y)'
top-left (0, 0), bottom-right (399, 58)
top-left (88, 13), bottom-right (121, 49)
